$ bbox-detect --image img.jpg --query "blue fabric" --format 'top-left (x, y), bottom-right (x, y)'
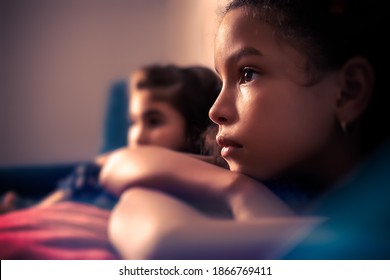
top-left (57, 162), bottom-right (117, 210)
top-left (284, 140), bottom-right (390, 259)
top-left (0, 164), bottom-right (77, 197)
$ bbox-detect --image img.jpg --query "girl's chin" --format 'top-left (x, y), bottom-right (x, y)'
top-left (228, 162), bottom-right (272, 181)
top-left (226, 162), bottom-right (249, 175)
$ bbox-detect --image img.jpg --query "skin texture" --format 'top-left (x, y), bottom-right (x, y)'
top-left (128, 88), bottom-right (187, 151)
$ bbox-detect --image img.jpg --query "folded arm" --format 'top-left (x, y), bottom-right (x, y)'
top-left (99, 146), bottom-right (293, 219)
top-left (109, 188), bottom-right (323, 260)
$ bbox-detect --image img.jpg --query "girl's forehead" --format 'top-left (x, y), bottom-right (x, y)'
top-left (131, 87), bottom-right (176, 100)
top-left (215, 8), bottom-right (311, 85)
top-left (129, 92), bottom-right (173, 114)
top-left (219, 7), bottom-right (270, 31)
top-left (216, 9), bottom-right (275, 49)
top-left (215, 9), bottom-right (279, 61)
top-left (130, 88), bottom-right (178, 112)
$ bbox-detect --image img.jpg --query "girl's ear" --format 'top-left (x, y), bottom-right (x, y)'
top-left (336, 57), bottom-right (374, 130)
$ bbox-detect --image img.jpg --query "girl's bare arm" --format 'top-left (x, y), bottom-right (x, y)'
top-left (99, 146), bottom-right (293, 219)
top-left (109, 188), bottom-right (322, 260)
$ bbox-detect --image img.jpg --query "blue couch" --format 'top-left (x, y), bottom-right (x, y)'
top-left (0, 80), bottom-right (129, 199)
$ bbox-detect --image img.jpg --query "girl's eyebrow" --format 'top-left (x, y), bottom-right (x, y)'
top-left (230, 47), bottom-right (264, 62)
top-left (216, 47), bottom-right (264, 74)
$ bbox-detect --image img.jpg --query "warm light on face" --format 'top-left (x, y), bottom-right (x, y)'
top-left (211, 9), bottom-right (339, 180)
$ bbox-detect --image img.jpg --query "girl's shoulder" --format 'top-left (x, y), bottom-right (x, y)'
top-left (284, 139), bottom-right (390, 259)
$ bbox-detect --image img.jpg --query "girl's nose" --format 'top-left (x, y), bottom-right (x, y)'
top-left (209, 85), bottom-right (236, 125)
top-left (128, 126), bottom-right (148, 147)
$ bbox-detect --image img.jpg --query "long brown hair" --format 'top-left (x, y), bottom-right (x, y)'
top-left (133, 64), bottom-right (222, 155)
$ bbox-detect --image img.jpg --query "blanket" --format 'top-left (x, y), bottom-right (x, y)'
top-left (0, 202), bottom-right (120, 259)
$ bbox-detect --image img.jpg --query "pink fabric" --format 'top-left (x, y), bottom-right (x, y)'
top-left (0, 202), bottom-right (120, 259)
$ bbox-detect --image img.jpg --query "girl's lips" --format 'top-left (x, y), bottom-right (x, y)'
top-left (217, 136), bottom-right (243, 158)
top-left (221, 146), bottom-right (234, 158)
top-left (216, 135), bottom-right (243, 148)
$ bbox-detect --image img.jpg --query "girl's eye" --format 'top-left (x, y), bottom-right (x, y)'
top-left (239, 68), bottom-right (258, 84)
top-left (147, 117), bottom-right (164, 128)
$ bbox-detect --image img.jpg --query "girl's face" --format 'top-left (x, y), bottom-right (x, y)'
top-left (210, 8), bottom-right (340, 180)
top-left (128, 89), bottom-right (187, 151)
